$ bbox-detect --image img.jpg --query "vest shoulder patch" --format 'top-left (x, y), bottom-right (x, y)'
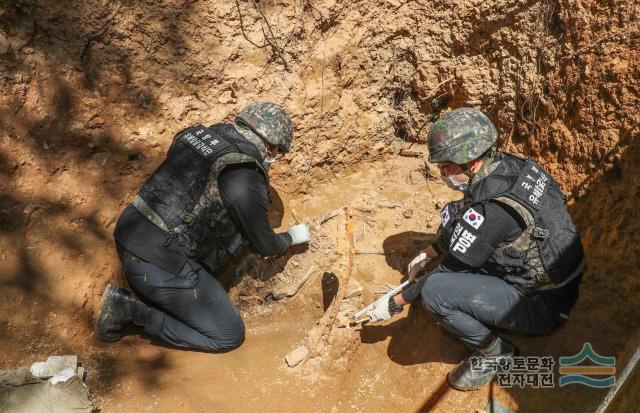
top-left (440, 204), bottom-right (451, 227)
top-left (462, 207), bottom-right (485, 229)
top-left (448, 219), bottom-right (496, 267)
top-left (178, 124), bottom-right (232, 159)
top-left (449, 222), bottom-right (478, 254)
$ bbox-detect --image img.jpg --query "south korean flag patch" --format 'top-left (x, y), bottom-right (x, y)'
top-left (440, 204), bottom-right (451, 227)
top-left (462, 207), bottom-right (484, 229)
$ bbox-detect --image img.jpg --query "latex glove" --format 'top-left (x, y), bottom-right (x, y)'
top-left (365, 295), bottom-right (392, 323)
top-left (407, 251), bottom-right (430, 281)
top-left (287, 224), bottom-right (310, 246)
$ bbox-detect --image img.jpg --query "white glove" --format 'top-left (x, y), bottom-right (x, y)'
top-left (366, 295), bottom-right (392, 323)
top-left (407, 251), bottom-right (430, 281)
top-left (287, 224), bottom-right (310, 246)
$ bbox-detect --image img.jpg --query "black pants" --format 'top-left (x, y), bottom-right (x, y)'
top-left (118, 249), bottom-right (245, 351)
top-left (420, 272), bottom-right (568, 349)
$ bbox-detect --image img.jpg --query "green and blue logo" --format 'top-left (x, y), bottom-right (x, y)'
top-left (559, 343), bottom-right (616, 388)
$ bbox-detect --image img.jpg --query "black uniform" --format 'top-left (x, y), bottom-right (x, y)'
top-left (401, 156), bottom-right (583, 349)
top-left (113, 125), bottom-right (291, 351)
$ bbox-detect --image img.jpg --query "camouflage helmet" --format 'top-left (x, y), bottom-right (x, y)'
top-left (427, 108), bottom-right (498, 164)
top-left (235, 101), bottom-right (293, 153)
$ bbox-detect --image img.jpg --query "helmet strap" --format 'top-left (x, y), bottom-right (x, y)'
top-left (460, 146), bottom-right (497, 178)
top-left (460, 163), bottom-right (476, 178)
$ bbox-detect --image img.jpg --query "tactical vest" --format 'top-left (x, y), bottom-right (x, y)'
top-left (131, 123), bottom-right (268, 263)
top-left (447, 153), bottom-right (585, 291)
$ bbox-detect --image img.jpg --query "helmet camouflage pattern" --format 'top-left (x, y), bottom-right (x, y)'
top-left (427, 108), bottom-right (498, 164)
top-left (235, 101), bottom-right (294, 153)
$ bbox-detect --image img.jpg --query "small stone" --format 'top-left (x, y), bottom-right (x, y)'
top-left (285, 345), bottom-right (309, 367)
top-left (373, 140), bottom-right (386, 152)
top-left (403, 209), bottom-right (414, 219)
top-left (30, 355), bottom-right (77, 379)
top-left (49, 367), bottom-right (76, 384)
top-left (336, 311), bottom-right (351, 328)
top-left (77, 366), bottom-right (85, 381)
top-left (434, 201), bottom-right (442, 209)
top-left (218, 90), bottom-right (235, 104)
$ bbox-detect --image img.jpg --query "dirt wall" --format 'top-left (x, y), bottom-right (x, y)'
top-left (1, 0), bottom-right (639, 411)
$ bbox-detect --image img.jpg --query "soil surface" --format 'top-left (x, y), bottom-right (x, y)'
top-left (1, 0), bottom-right (639, 412)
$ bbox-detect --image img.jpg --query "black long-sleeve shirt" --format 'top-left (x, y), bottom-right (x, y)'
top-left (218, 163), bottom-right (291, 256)
top-left (114, 163), bottom-right (291, 273)
top-left (401, 201), bottom-right (524, 304)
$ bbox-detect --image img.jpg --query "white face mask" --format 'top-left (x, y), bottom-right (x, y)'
top-left (442, 175), bottom-right (468, 192)
top-left (263, 157), bottom-right (276, 171)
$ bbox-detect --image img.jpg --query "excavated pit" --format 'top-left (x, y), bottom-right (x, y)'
top-left (1, 0), bottom-right (639, 412)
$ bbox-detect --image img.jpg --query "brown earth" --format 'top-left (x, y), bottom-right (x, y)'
top-left (1, 0), bottom-right (639, 412)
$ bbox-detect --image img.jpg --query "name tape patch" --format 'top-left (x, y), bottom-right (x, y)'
top-left (178, 124), bottom-right (231, 159)
top-left (512, 160), bottom-right (549, 211)
top-left (450, 223), bottom-right (477, 254)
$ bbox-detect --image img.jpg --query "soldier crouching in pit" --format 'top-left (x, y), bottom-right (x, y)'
top-left (363, 108), bottom-right (585, 391)
top-left (95, 102), bottom-right (311, 351)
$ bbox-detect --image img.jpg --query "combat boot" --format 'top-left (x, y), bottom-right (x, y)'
top-left (448, 336), bottom-right (517, 391)
top-left (95, 283), bottom-right (143, 342)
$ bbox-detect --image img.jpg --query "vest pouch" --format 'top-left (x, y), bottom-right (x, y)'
top-left (500, 249), bottom-right (525, 269)
top-left (495, 243), bottom-right (538, 290)
top-left (536, 235), bottom-right (574, 284)
top-left (533, 196), bottom-right (584, 284)
top-left (486, 247), bottom-right (526, 276)
top-left (503, 272), bottom-right (538, 291)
